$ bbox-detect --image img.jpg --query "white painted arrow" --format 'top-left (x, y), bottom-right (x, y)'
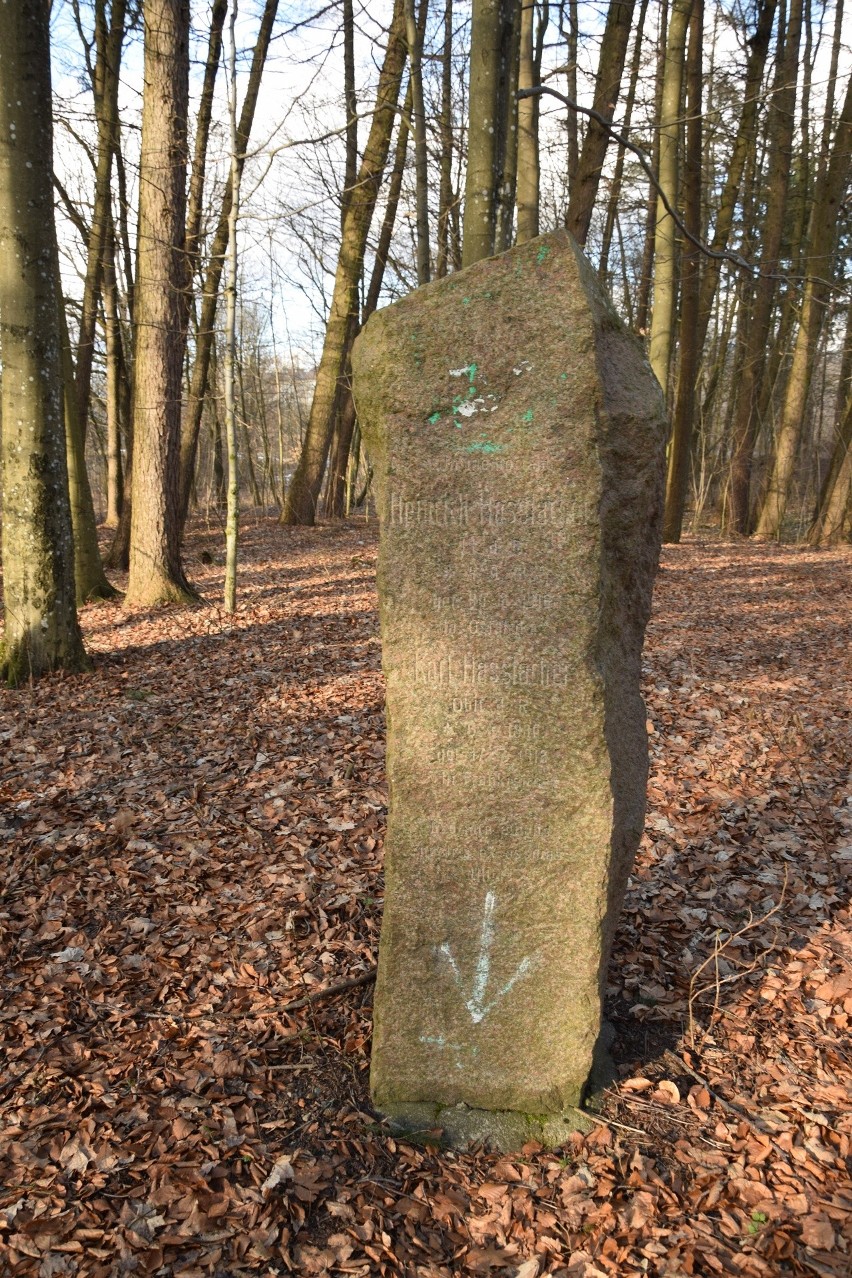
top-left (437, 891), bottom-right (535, 1024)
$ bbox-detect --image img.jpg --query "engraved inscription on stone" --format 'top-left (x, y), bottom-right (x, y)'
top-left (352, 228), bottom-right (667, 1149)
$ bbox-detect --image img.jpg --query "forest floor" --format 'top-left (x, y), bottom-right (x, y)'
top-left (0, 516), bottom-right (850, 1278)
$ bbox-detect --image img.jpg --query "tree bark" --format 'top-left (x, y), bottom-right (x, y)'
top-left (755, 67), bottom-right (852, 537)
top-left (565, 0), bottom-right (635, 246)
top-left (404, 0), bottom-right (430, 283)
top-left (281, 0), bottom-right (408, 525)
top-left (648, 0), bottom-right (693, 399)
top-left (435, 0), bottom-right (455, 276)
top-left (635, 0), bottom-right (667, 336)
top-left (74, 0), bottom-right (127, 443)
top-left (102, 219), bottom-right (125, 527)
top-left (515, 0), bottom-right (540, 244)
top-left (662, 0), bottom-right (702, 542)
top-left (223, 3), bottom-right (240, 614)
top-left (599, 0), bottom-right (647, 278)
top-left (177, 0), bottom-right (279, 530)
top-left (125, 0), bottom-right (196, 607)
top-left (60, 298), bottom-right (118, 600)
top-left (462, 0), bottom-right (518, 266)
top-left (0, 1), bottom-right (88, 682)
top-left (728, 0), bottom-right (800, 533)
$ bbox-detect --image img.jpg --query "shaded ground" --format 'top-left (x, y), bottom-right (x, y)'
top-left (1, 517), bottom-right (850, 1277)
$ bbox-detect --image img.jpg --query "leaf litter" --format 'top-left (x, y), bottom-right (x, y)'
top-left (0, 518), bottom-right (850, 1276)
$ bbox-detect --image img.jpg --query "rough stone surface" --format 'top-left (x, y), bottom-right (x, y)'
top-left (352, 229), bottom-right (667, 1148)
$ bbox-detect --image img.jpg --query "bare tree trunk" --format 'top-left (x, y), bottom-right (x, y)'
top-left (281, 0), bottom-right (408, 525)
top-left (102, 219), bottom-right (124, 527)
top-left (515, 0), bottom-right (539, 243)
top-left (494, 1), bottom-right (521, 253)
top-left (177, 0), bottom-right (280, 530)
top-left (565, 0), bottom-right (635, 246)
top-left (755, 68), bottom-right (852, 537)
top-left (74, 0), bottom-right (127, 442)
top-left (811, 392), bottom-right (852, 544)
top-left (436, 0), bottom-right (455, 276)
top-left (342, 0), bottom-right (357, 225)
top-left (648, 0), bottom-right (693, 399)
top-left (565, 0), bottom-right (579, 199)
top-left (599, 0), bottom-right (648, 277)
top-left (462, 0), bottom-right (518, 265)
top-left (662, 0), bottom-right (702, 542)
top-left (60, 299), bottom-right (118, 600)
top-left (404, 0), bottom-right (430, 283)
top-left (0, 0), bottom-right (88, 682)
top-left (692, 0), bottom-right (777, 356)
top-left (728, 0), bottom-right (800, 533)
top-left (125, 0), bottom-right (196, 607)
top-left (223, 3), bottom-right (240, 614)
top-left (635, 0), bottom-right (667, 336)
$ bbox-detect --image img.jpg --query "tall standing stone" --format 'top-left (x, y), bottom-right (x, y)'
top-left (352, 229), bottom-right (667, 1148)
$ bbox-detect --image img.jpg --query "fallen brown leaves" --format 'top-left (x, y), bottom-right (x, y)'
top-left (1, 519), bottom-right (850, 1277)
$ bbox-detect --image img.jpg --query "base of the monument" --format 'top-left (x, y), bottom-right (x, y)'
top-left (380, 1101), bottom-right (597, 1151)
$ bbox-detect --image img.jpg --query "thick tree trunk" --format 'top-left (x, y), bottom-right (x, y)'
top-left (755, 68), bottom-right (852, 538)
top-left (462, 0), bottom-right (518, 266)
top-left (662, 0), bottom-right (702, 542)
top-left (515, 0), bottom-right (542, 244)
top-left (565, 0), bottom-right (635, 246)
top-left (0, 2), bottom-right (88, 682)
top-left (125, 0), bottom-right (196, 607)
top-left (648, 0), bottom-right (693, 399)
top-left (177, 0), bottom-right (279, 530)
top-left (281, 0), bottom-right (408, 525)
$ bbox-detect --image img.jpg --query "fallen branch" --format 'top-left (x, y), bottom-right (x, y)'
top-left (282, 968), bottom-right (376, 1013)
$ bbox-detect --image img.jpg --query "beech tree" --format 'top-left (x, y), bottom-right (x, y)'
top-left (0, 1), bottom-right (88, 683)
top-left (125, 0), bottom-right (196, 607)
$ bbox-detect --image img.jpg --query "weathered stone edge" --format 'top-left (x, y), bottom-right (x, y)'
top-left (380, 1101), bottom-right (598, 1151)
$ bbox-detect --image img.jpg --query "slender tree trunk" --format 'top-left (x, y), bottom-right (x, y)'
top-left (223, 4), bottom-right (240, 613)
top-left (811, 392), bottom-right (852, 544)
top-left (648, 0), bottom-right (693, 399)
top-left (180, 0), bottom-right (228, 351)
top-left (692, 0), bottom-right (777, 358)
top-left (125, 0), bottom-right (196, 607)
top-left (599, 0), bottom-right (648, 278)
top-left (324, 81), bottom-right (415, 520)
top-left (662, 0), bottom-right (702, 542)
top-left (342, 0), bottom-right (357, 225)
top-left (404, 0), bottom-right (430, 283)
top-left (281, 0), bottom-right (408, 525)
top-left (565, 0), bottom-right (635, 246)
top-left (515, 0), bottom-right (539, 243)
top-left (755, 68), bottom-right (852, 537)
top-left (0, 1), bottom-right (88, 682)
top-left (60, 299), bottom-right (118, 600)
top-left (177, 0), bottom-right (279, 531)
top-left (728, 0), bottom-right (800, 533)
top-left (635, 0), bottom-right (667, 335)
top-left (74, 0), bottom-right (127, 442)
top-left (436, 0), bottom-right (455, 276)
top-left (565, 0), bottom-right (579, 199)
top-left (102, 222), bottom-right (124, 527)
